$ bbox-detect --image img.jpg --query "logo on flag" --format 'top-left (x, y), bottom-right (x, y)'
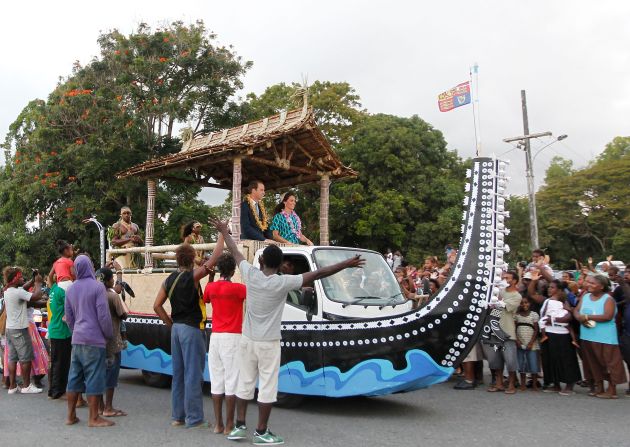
top-left (438, 82), bottom-right (471, 112)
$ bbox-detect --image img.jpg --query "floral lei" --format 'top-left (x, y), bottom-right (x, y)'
top-left (282, 210), bottom-right (302, 238)
top-left (246, 194), bottom-right (268, 231)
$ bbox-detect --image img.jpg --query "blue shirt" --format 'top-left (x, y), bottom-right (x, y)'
top-left (579, 293), bottom-right (618, 345)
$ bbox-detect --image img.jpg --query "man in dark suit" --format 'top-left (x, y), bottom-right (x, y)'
top-left (241, 180), bottom-right (272, 241)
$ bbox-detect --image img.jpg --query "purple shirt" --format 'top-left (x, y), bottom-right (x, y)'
top-left (64, 255), bottom-right (113, 348)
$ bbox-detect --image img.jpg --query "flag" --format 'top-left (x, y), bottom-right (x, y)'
top-left (438, 82), bottom-right (471, 112)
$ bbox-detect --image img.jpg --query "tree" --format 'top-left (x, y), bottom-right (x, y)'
top-left (244, 80), bottom-right (365, 147)
top-left (596, 136), bottom-right (630, 164)
top-left (537, 152), bottom-right (630, 263)
top-left (329, 114), bottom-right (467, 263)
top-left (0, 21), bottom-right (250, 269)
top-left (544, 156), bottom-right (574, 184)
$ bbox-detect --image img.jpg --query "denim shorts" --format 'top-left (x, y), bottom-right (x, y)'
top-left (67, 344), bottom-right (106, 396)
top-left (105, 352), bottom-right (122, 389)
top-left (6, 328), bottom-right (34, 363)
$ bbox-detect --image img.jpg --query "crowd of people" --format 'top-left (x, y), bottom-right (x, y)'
top-left (1, 179), bottom-right (628, 444)
top-left (387, 246), bottom-right (630, 398)
top-left (0, 240), bottom-right (130, 426)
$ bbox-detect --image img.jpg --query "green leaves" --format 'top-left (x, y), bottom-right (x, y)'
top-left (0, 21), bottom-right (250, 270)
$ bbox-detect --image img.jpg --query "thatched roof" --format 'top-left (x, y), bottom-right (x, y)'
top-left (116, 107), bottom-right (357, 191)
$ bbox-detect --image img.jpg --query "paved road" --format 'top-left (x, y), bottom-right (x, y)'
top-left (1, 369), bottom-right (628, 446)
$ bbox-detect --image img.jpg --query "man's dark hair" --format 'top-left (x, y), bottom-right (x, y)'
top-left (505, 270), bottom-right (519, 283)
top-left (262, 244), bottom-right (283, 269)
top-left (246, 180), bottom-right (262, 195)
top-left (95, 267), bottom-right (114, 283)
top-left (176, 243), bottom-right (196, 269)
top-left (216, 253), bottom-right (236, 278)
top-left (532, 249), bottom-right (545, 257)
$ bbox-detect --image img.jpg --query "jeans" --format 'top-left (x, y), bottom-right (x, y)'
top-left (67, 344), bottom-right (106, 396)
top-left (171, 323), bottom-right (205, 427)
top-left (49, 337), bottom-right (72, 398)
top-left (105, 352), bottom-right (122, 389)
top-left (517, 348), bottom-right (540, 374)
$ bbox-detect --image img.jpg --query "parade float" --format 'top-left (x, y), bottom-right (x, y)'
top-left (109, 106), bottom-right (509, 400)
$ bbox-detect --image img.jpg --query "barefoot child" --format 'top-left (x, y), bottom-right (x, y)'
top-left (515, 297), bottom-right (540, 391)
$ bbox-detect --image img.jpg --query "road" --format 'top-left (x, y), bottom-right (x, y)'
top-left (1, 369), bottom-right (628, 446)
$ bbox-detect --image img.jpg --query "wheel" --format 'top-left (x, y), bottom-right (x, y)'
top-left (274, 392), bottom-right (304, 408)
top-left (141, 370), bottom-right (172, 388)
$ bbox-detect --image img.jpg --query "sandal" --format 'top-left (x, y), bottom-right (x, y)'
top-left (103, 409), bottom-right (127, 417)
top-left (487, 386), bottom-right (505, 392)
top-left (595, 393), bottom-right (614, 399)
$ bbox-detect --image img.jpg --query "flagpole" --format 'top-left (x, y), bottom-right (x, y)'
top-left (470, 63), bottom-right (481, 156)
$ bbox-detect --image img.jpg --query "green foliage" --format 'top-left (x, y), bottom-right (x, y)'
top-left (537, 151), bottom-right (630, 265)
top-left (544, 156), bottom-right (574, 184)
top-left (244, 80), bottom-right (365, 147)
top-left (596, 136), bottom-right (630, 164)
top-left (329, 114), bottom-right (467, 263)
top-left (0, 21), bottom-right (250, 270)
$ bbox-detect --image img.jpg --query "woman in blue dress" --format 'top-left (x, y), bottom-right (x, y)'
top-left (270, 192), bottom-right (313, 246)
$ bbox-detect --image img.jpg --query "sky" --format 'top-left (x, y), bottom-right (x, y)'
top-left (2, 0), bottom-right (629, 205)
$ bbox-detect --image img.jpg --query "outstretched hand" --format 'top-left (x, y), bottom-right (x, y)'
top-left (345, 255), bottom-right (366, 269)
top-left (208, 216), bottom-right (229, 234)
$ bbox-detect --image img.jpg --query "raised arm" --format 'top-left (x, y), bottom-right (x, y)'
top-left (209, 217), bottom-right (246, 266)
top-left (193, 232), bottom-right (225, 282)
top-left (301, 255), bottom-right (365, 287)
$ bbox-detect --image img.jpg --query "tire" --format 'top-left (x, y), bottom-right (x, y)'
top-left (141, 370), bottom-right (172, 388)
top-left (274, 392), bottom-right (304, 408)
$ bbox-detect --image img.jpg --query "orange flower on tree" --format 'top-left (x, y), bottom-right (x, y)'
top-left (163, 37), bottom-right (169, 43)
top-left (66, 207), bottom-right (74, 213)
top-left (159, 57), bottom-right (168, 63)
top-left (114, 50), bottom-right (121, 55)
top-left (68, 176), bottom-right (77, 182)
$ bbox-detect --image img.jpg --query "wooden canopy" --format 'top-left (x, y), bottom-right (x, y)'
top-left (116, 107), bottom-right (357, 190)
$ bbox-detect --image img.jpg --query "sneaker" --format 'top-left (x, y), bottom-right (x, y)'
top-left (253, 429), bottom-right (284, 445)
top-left (453, 379), bottom-right (475, 390)
top-left (8, 386), bottom-right (21, 395)
top-left (227, 425), bottom-right (248, 440)
top-left (20, 384), bottom-right (43, 394)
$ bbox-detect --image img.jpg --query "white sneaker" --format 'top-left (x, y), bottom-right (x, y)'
top-left (20, 384), bottom-right (43, 394)
top-left (8, 386), bottom-right (21, 394)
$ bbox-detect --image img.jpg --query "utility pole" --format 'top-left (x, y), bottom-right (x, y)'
top-left (521, 90), bottom-right (538, 249)
top-left (503, 90), bottom-right (553, 251)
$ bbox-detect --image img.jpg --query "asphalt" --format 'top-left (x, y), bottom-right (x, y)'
top-left (1, 369), bottom-right (628, 446)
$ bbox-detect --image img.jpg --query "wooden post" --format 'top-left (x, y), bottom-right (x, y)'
top-left (231, 156), bottom-right (242, 241)
top-left (319, 174), bottom-right (330, 246)
top-left (145, 179), bottom-right (156, 269)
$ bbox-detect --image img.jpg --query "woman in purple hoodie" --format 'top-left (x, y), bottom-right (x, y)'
top-left (64, 255), bottom-right (114, 427)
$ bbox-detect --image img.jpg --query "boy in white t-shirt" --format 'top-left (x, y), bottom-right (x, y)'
top-left (210, 217), bottom-right (364, 446)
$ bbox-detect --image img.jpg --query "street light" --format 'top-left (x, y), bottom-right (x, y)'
top-left (533, 134), bottom-right (568, 161)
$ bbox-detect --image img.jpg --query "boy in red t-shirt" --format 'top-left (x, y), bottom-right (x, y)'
top-left (203, 253), bottom-right (246, 435)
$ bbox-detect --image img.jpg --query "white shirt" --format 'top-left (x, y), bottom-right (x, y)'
top-left (239, 260), bottom-right (303, 341)
top-left (4, 287), bottom-right (32, 330)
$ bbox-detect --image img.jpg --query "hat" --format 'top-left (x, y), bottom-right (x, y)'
top-left (523, 272), bottom-right (533, 280)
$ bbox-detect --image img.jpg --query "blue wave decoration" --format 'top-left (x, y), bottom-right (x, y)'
top-left (122, 343), bottom-right (453, 397)
top-left (279, 350), bottom-right (454, 397)
top-left (122, 343), bottom-right (211, 381)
